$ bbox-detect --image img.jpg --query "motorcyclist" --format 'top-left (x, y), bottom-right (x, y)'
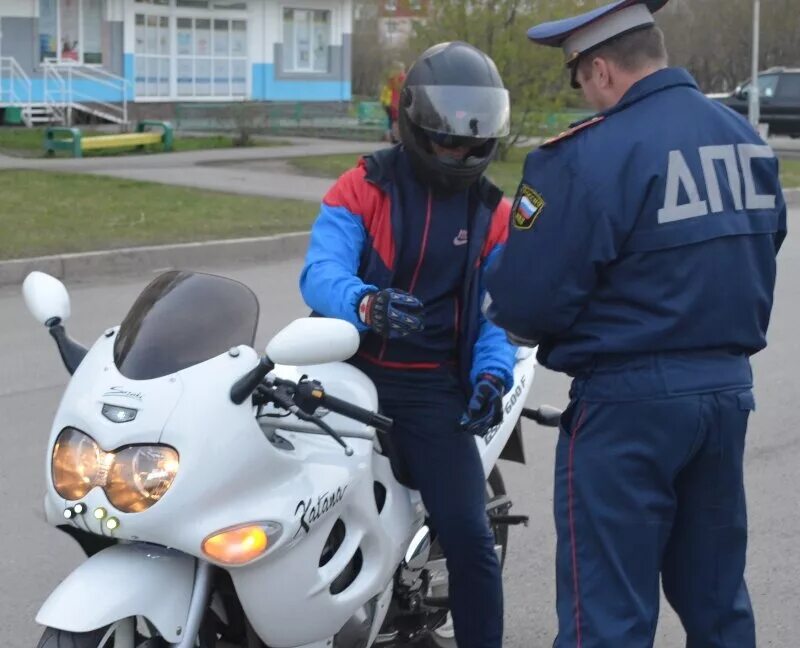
top-left (299, 41), bottom-right (516, 648)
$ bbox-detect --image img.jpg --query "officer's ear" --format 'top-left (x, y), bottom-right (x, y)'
top-left (589, 56), bottom-right (613, 90)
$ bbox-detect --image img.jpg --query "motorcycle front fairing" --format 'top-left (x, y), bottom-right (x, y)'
top-left (40, 344), bottom-right (418, 644)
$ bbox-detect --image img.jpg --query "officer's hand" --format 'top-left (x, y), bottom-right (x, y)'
top-left (460, 373), bottom-right (505, 437)
top-left (358, 289), bottom-right (424, 338)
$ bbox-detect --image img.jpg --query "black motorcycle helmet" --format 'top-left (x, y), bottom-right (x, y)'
top-left (399, 41), bottom-right (510, 195)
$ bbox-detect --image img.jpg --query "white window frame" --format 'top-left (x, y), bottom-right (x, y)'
top-left (281, 6), bottom-right (333, 75)
top-left (133, 0), bottom-right (250, 102)
top-left (134, 11), bottom-right (172, 98)
top-left (40, 0), bottom-right (105, 67)
top-left (175, 15), bottom-right (248, 99)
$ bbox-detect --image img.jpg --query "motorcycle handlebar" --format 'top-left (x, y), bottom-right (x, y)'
top-left (318, 392), bottom-right (393, 434)
top-left (289, 378), bottom-right (393, 434)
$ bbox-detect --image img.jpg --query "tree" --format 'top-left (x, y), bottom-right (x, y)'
top-left (409, 0), bottom-right (584, 158)
top-left (402, 0), bottom-right (800, 154)
top-left (352, 0), bottom-right (414, 98)
top-left (568, 0), bottom-right (799, 92)
top-left (654, 0), bottom-right (800, 92)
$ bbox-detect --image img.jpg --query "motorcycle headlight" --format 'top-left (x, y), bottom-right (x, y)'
top-left (52, 428), bottom-right (107, 500)
top-left (106, 445), bottom-right (179, 513)
top-left (51, 428), bottom-right (179, 513)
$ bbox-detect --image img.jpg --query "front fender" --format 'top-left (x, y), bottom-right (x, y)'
top-left (36, 543), bottom-right (196, 643)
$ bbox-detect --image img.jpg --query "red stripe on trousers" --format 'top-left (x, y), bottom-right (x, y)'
top-left (568, 404), bottom-right (588, 648)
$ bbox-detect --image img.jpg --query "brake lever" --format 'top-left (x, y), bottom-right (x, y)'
top-left (262, 383), bottom-right (354, 456)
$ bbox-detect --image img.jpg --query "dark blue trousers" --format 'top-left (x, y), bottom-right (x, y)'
top-left (554, 353), bottom-right (757, 648)
top-left (360, 363), bottom-right (503, 648)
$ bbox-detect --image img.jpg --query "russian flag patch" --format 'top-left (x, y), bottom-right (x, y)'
top-left (512, 183), bottom-right (546, 230)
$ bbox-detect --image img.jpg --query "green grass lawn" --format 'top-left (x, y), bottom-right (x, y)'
top-left (289, 147), bottom-right (528, 197)
top-left (0, 127), bottom-right (286, 158)
top-left (781, 159), bottom-right (800, 188)
top-left (290, 148), bottom-right (800, 194)
top-left (0, 171), bottom-right (318, 260)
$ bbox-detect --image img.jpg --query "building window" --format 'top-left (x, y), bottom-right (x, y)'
top-left (283, 8), bottom-right (331, 73)
top-left (135, 13), bottom-right (171, 97)
top-left (39, 0), bottom-right (104, 65)
top-left (176, 16), bottom-right (247, 97)
top-left (385, 0), bottom-right (397, 11)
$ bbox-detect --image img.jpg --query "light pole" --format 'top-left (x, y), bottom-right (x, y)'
top-left (748, 0), bottom-right (761, 129)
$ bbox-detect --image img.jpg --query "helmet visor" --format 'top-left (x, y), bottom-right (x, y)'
top-left (405, 85), bottom-right (511, 139)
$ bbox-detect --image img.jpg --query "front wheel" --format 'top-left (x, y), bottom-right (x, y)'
top-left (37, 627), bottom-right (113, 648)
top-left (36, 617), bottom-right (219, 648)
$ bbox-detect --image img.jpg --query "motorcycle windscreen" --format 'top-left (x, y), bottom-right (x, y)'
top-left (114, 271), bottom-right (259, 380)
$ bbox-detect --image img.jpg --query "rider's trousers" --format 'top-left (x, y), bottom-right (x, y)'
top-left (360, 363), bottom-right (504, 648)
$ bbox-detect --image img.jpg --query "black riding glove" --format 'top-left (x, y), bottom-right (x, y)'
top-left (358, 289), bottom-right (424, 338)
top-left (460, 373), bottom-right (505, 437)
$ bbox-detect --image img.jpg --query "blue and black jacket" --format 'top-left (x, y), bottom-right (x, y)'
top-left (300, 145), bottom-right (516, 395)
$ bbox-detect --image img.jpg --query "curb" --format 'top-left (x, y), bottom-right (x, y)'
top-left (2, 190), bottom-right (797, 288)
top-left (0, 231), bottom-right (309, 287)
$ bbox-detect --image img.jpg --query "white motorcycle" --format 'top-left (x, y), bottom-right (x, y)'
top-left (22, 269), bottom-right (561, 648)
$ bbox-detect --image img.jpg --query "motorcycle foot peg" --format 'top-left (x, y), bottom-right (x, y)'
top-left (489, 514), bottom-right (530, 527)
top-left (521, 405), bottom-right (563, 427)
top-left (422, 596), bottom-right (450, 610)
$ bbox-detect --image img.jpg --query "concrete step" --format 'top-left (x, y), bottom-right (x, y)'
top-left (72, 102), bottom-right (128, 126)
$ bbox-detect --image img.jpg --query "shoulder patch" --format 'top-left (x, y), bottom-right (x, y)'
top-left (511, 183), bottom-right (546, 231)
top-left (541, 115), bottom-right (605, 148)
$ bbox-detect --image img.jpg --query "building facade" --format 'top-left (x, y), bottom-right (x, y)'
top-left (377, 0), bottom-right (427, 48)
top-left (0, 0), bottom-right (353, 108)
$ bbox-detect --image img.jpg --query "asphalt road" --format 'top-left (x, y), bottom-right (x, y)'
top-left (1, 213), bottom-right (798, 647)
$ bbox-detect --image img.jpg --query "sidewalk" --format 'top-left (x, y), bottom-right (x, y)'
top-left (0, 136), bottom-right (386, 201)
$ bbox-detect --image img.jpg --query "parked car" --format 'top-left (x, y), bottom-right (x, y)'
top-left (712, 67), bottom-right (800, 138)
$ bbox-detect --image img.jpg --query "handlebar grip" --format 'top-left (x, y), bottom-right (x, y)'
top-left (521, 405), bottom-right (563, 428)
top-left (319, 392), bottom-right (393, 433)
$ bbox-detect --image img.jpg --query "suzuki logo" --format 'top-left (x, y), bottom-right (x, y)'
top-left (103, 386), bottom-right (144, 401)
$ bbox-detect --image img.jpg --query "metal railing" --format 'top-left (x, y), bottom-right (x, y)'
top-left (43, 63), bottom-right (67, 124)
top-left (42, 60), bottom-right (131, 126)
top-left (0, 56), bottom-right (33, 126)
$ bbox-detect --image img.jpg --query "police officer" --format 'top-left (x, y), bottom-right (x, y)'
top-left (301, 42), bottom-right (515, 647)
top-left (484, 1), bottom-right (787, 646)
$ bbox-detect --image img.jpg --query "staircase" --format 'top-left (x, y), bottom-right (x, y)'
top-left (0, 58), bottom-right (131, 128)
top-left (25, 104), bottom-right (59, 125)
top-left (43, 62), bottom-right (131, 127)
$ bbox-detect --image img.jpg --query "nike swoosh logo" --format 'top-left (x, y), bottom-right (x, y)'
top-left (453, 236), bottom-right (468, 246)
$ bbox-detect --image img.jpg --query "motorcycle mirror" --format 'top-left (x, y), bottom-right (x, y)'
top-left (266, 317), bottom-right (360, 366)
top-left (22, 271), bottom-right (71, 326)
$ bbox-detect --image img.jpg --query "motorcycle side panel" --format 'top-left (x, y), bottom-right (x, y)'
top-left (35, 543), bottom-right (195, 643)
top-left (477, 347), bottom-right (536, 475)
